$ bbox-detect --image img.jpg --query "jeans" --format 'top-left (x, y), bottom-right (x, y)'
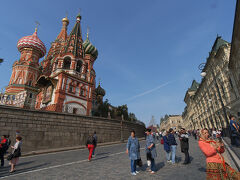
top-left (183, 149), bottom-right (190, 163)
top-left (0, 152), bottom-right (4, 166)
top-left (150, 158), bottom-right (156, 172)
top-left (166, 151), bottom-right (171, 161)
top-left (171, 145), bottom-right (177, 164)
top-left (231, 135), bottom-right (240, 146)
top-left (130, 159), bottom-right (137, 173)
top-left (92, 147), bottom-right (95, 155)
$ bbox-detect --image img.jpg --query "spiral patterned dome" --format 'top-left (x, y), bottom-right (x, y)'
top-left (83, 37), bottom-right (98, 58)
top-left (17, 29), bottom-right (46, 58)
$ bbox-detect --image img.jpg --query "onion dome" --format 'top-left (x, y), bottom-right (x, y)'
top-left (95, 83), bottom-right (105, 97)
top-left (62, 17), bottom-right (69, 26)
top-left (17, 28), bottom-right (46, 58)
top-left (83, 31), bottom-right (98, 58)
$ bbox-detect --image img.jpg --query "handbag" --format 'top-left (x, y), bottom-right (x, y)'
top-left (7, 153), bottom-right (14, 161)
top-left (136, 158), bottom-right (143, 167)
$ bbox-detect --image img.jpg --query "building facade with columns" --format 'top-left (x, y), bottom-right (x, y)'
top-left (229, 0), bottom-right (240, 118)
top-left (183, 36), bottom-right (240, 130)
top-left (160, 115), bottom-right (183, 131)
top-left (0, 14), bottom-right (100, 116)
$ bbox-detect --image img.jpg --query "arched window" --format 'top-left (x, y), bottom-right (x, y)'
top-left (63, 57), bottom-right (71, 69)
top-left (76, 60), bottom-right (82, 73)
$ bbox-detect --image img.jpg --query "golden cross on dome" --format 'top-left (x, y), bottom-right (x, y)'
top-left (35, 21), bottom-right (40, 32)
top-left (98, 78), bottom-right (101, 86)
top-left (87, 26), bottom-right (90, 39)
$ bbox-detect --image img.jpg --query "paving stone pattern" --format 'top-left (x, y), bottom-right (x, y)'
top-left (0, 137), bottom-right (207, 180)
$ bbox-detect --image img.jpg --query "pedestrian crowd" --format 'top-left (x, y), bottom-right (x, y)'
top-left (125, 116), bottom-right (240, 179)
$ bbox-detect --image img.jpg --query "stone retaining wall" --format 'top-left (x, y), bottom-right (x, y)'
top-left (0, 105), bottom-right (145, 153)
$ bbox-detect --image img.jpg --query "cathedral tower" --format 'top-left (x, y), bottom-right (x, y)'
top-left (5, 27), bottom-right (46, 108)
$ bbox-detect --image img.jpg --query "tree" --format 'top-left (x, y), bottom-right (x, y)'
top-left (128, 112), bottom-right (137, 122)
top-left (97, 99), bottom-right (110, 118)
top-left (0, 58), bottom-right (3, 64)
top-left (116, 104), bottom-right (128, 120)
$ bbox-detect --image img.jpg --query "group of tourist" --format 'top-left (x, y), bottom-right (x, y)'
top-left (0, 133), bottom-right (22, 173)
top-left (125, 118), bottom-right (240, 179)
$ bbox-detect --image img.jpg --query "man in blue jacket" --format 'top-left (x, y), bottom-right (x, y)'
top-left (229, 115), bottom-right (240, 147)
top-left (168, 128), bottom-right (177, 164)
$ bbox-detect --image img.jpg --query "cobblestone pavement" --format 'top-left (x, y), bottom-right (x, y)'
top-left (223, 137), bottom-right (240, 159)
top-left (0, 137), bottom-right (209, 180)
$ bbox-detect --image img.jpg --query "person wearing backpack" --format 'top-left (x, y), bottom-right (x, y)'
top-left (86, 134), bottom-right (96, 161)
top-left (162, 131), bottom-right (171, 163)
top-left (0, 135), bottom-right (7, 167)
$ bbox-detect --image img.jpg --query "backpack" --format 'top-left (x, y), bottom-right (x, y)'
top-left (161, 138), bottom-right (164, 144)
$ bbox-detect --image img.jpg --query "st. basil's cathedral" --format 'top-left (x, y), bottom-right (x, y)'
top-left (0, 14), bottom-right (106, 116)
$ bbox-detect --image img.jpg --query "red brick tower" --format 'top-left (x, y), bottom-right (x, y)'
top-left (5, 27), bottom-right (46, 108)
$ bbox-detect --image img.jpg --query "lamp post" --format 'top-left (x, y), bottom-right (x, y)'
top-left (121, 114), bottom-right (124, 142)
top-left (198, 63), bottom-right (229, 136)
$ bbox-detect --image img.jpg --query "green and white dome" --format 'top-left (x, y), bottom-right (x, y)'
top-left (83, 35), bottom-right (98, 58)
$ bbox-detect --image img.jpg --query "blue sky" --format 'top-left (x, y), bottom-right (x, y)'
top-left (0, 0), bottom-right (236, 125)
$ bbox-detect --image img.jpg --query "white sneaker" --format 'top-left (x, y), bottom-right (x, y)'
top-left (135, 171), bottom-right (139, 174)
top-left (131, 172), bottom-right (137, 176)
top-left (167, 160), bottom-right (172, 163)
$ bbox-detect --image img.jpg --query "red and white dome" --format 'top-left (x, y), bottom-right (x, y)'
top-left (17, 30), bottom-right (46, 58)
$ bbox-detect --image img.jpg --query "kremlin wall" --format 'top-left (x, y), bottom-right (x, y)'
top-left (0, 105), bottom-right (145, 153)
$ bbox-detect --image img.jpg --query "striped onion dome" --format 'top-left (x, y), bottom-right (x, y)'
top-left (83, 36), bottom-right (98, 58)
top-left (17, 29), bottom-right (46, 58)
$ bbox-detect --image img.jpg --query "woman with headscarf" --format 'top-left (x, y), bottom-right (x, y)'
top-left (198, 128), bottom-right (240, 179)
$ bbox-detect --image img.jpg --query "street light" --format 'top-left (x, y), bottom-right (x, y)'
top-left (198, 63), bottom-right (229, 135)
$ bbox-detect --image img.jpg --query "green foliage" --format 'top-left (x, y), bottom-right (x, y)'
top-left (97, 99), bottom-right (110, 118)
top-left (129, 112), bottom-right (137, 122)
top-left (116, 104), bottom-right (129, 120)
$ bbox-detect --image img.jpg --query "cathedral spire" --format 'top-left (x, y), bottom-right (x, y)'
top-left (56, 16), bottom-right (69, 42)
top-left (64, 13), bottom-right (83, 57)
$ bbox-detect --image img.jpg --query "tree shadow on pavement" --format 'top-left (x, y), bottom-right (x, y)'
top-left (0, 162), bottom-right (50, 178)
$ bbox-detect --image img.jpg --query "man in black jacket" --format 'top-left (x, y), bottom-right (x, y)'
top-left (179, 128), bottom-right (190, 165)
